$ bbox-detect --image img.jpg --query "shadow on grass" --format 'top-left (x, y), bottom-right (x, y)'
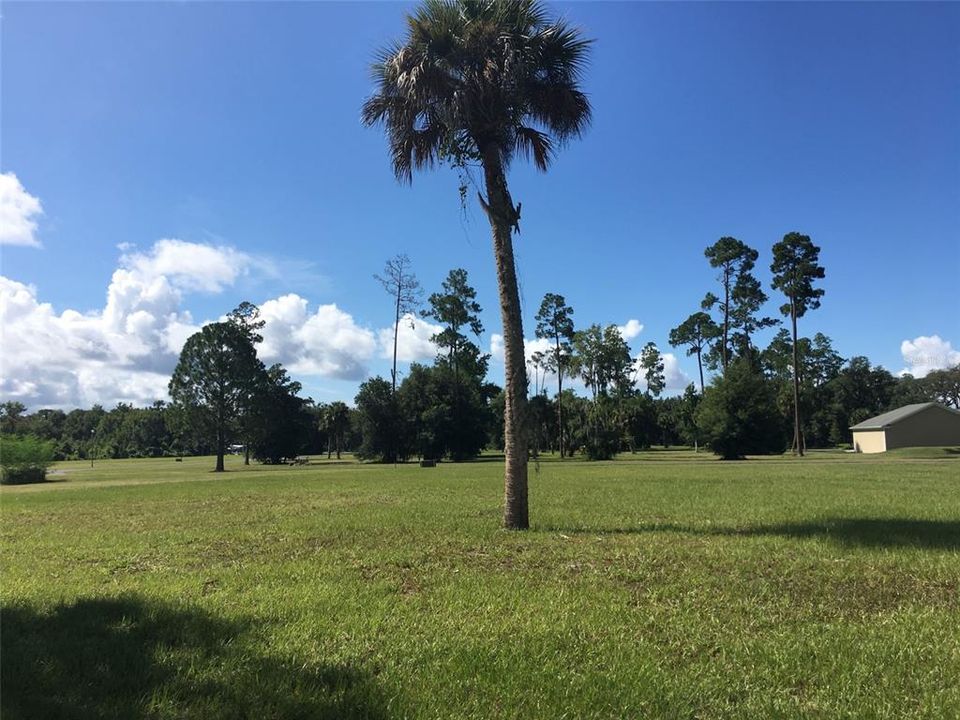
top-left (1, 596), bottom-right (390, 720)
top-left (543, 518), bottom-right (960, 550)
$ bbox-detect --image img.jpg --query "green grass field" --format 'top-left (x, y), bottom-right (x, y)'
top-left (3, 450), bottom-right (959, 719)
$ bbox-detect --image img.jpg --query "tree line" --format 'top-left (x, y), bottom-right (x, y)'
top-left (3, 244), bottom-right (957, 466)
top-left (325, 241), bottom-right (960, 463)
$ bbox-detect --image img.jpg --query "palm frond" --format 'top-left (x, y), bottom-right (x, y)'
top-left (529, 21), bottom-right (592, 83)
top-left (514, 125), bottom-right (552, 171)
top-left (362, 0), bottom-right (591, 181)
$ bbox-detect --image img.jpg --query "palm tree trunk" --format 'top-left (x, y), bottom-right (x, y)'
top-left (481, 147), bottom-right (529, 530)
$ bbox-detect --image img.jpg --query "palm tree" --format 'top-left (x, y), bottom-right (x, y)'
top-left (362, 0), bottom-right (592, 529)
top-left (324, 401), bottom-right (350, 460)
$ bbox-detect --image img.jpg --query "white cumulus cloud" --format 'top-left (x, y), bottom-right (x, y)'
top-left (632, 350), bottom-right (692, 395)
top-left (489, 333), bottom-right (572, 394)
top-left (0, 172), bottom-right (43, 247)
top-left (377, 313), bottom-right (443, 363)
top-left (258, 294), bottom-right (377, 380)
top-left (617, 319), bottom-right (644, 340)
top-left (0, 239), bottom-right (378, 408)
top-left (0, 276), bottom-right (175, 408)
top-left (899, 335), bottom-right (960, 378)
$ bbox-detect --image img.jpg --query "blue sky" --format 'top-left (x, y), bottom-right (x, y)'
top-left (2, 1), bottom-right (958, 409)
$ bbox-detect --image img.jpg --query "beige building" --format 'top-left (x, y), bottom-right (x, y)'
top-left (850, 402), bottom-right (960, 453)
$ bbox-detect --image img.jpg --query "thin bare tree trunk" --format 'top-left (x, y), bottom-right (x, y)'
top-left (391, 280), bottom-right (401, 393)
top-left (215, 423), bottom-right (225, 472)
top-left (556, 334), bottom-right (564, 459)
top-left (722, 269), bottom-right (730, 371)
top-left (391, 286), bottom-right (401, 464)
top-left (696, 348), bottom-right (704, 393)
top-left (790, 299), bottom-right (803, 457)
top-left (481, 147), bottom-right (529, 530)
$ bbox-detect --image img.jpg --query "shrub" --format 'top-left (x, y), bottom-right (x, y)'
top-left (1, 435), bottom-right (56, 484)
top-left (584, 425), bottom-right (621, 460)
top-left (697, 361), bottom-right (786, 460)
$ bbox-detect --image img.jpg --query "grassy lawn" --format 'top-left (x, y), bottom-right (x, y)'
top-left (2, 451), bottom-right (959, 719)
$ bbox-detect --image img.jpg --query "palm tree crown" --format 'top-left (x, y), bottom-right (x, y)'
top-left (362, 0), bottom-right (592, 180)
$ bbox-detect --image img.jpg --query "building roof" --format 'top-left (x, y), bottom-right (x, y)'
top-left (850, 402), bottom-right (959, 431)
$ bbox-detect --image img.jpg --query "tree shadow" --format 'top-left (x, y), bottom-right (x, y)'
top-left (464, 454), bottom-right (506, 463)
top-left (541, 518), bottom-right (960, 550)
top-left (723, 518), bottom-right (960, 550)
top-left (1, 596), bottom-right (390, 720)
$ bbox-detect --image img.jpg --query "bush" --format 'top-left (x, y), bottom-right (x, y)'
top-left (1, 435), bottom-right (56, 484)
top-left (697, 361), bottom-right (786, 460)
top-left (584, 425), bottom-right (621, 460)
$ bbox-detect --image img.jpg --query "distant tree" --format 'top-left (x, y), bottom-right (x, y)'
top-left (526, 394), bottom-right (555, 456)
top-left (572, 324), bottom-right (634, 459)
top-left (925, 365), bottom-right (960, 409)
top-left (61, 405), bottom-right (106, 460)
top-left (761, 329), bottom-right (804, 382)
top-left (362, 0), bottom-right (593, 529)
top-left (729, 271), bottom-right (779, 362)
top-left (422, 268), bottom-right (489, 458)
top-left (806, 333), bottom-right (845, 387)
top-left (398, 364), bottom-right (442, 460)
top-left (558, 389), bottom-right (591, 456)
top-left (425, 268), bottom-right (487, 385)
top-left (825, 356), bottom-right (896, 444)
top-left (655, 395), bottom-right (685, 447)
top-left (430, 365), bottom-right (491, 461)
top-left (697, 360), bottom-right (786, 459)
top-left (535, 293), bottom-right (575, 457)
top-left (702, 237), bottom-right (761, 371)
top-left (394, 362), bottom-right (492, 464)
top-left (227, 301), bottom-right (266, 464)
top-left (888, 374), bottom-right (934, 411)
top-left (0, 435), bottom-right (55, 484)
top-left (771, 232), bottom-right (825, 456)
top-left (168, 322), bottom-right (264, 472)
top-left (375, 254), bottom-right (422, 393)
top-left (529, 350), bottom-right (548, 397)
top-left (248, 365), bottom-right (312, 464)
top-left (572, 325), bottom-right (635, 401)
top-left (18, 408), bottom-right (67, 445)
top-left (621, 394), bottom-right (658, 452)
top-left (639, 342), bottom-right (666, 398)
top-left (355, 378), bottom-right (405, 463)
top-left (324, 401), bottom-right (351, 460)
top-left (669, 312), bottom-right (719, 392)
top-left (0, 401), bottom-right (27, 435)
top-left (762, 331), bottom-right (844, 449)
top-left (227, 301), bottom-right (266, 343)
top-left (677, 384), bottom-right (703, 451)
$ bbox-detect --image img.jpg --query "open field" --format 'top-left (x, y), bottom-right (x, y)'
top-left (3, 452), bottom-right (959, 719)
